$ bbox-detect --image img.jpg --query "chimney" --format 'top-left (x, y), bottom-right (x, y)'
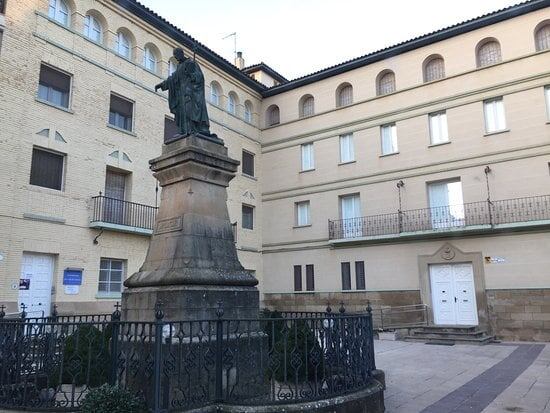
top-left (235, 51), bottom-right (245, 69)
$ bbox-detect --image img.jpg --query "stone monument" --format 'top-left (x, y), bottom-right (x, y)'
top-left (121, 47), bottom-right (259, 321)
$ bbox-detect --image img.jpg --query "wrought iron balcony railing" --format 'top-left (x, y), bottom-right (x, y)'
top-left (90, 195), bottom-right (158, 232)
top-left (329, 194), bottom-right (550, 240)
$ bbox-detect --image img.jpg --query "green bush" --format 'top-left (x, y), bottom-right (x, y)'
top-left (81, 384), bottom-right (145, 413)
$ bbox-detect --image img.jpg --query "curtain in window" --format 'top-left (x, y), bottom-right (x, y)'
top-left (381, 124), bottom-right (398, 154)
top-left (116, 32), bottom-right (130, 57)
top-left (84, 15), bottom-right (102, 42)
top-left (428, 181), bottom-right (465, 229)
top-left (484, 99), bottom-right (506, 133)
top-left (338, 85), bottom-right (353, 106)
top-left (301, 96), bottom-right (314, 117)
top-left (244, 102), bottom-right (252, 122)
top-left (301, 143), bottom-right (314, 170)
top-left (378, 72), bottom-right (395, 95)
top-left (30, 148), bottom-right (64, 190)
top-left (477, 41), bottom-right (502, 67)
top-left (429, 112), bottom-right (449, 144)
top-left (341, 194), bottom-right (361, 237)
top-left (536, 25), bottom-right (550, 51)
top-left (339, 134), bottom-right (354, 163)
top-left (424, 58), bottom-right (445, 82)
top-left (296, 202), bottom-right (310, 226)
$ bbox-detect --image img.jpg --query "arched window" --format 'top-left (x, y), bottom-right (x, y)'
top-left (116, 31), bottom-right (131, 58)
top-left (48, 0), bottom-right (69, 26)
top-left (266, 105), bottom-right (280, 127)
top-left (244, 101), bottom-right (253, 123)
top-left (210, 82), bottom-right (221, 106)
top-left (377, 70), bottom-right (396, 96)
top-left (477, 39), bottom-right (502, 67)
top-left (143, 45), bottom-right (160, 73)
top-left (336, 83), bottom-right (353, 107)
top-left (168, 58), bottom-right (178, 75)
top-left (84, 14), bottom-right (102, 43)
top-left (423, 56), bottom-right (445, 82)
top-left (299, 95), bottom-right (314, 117)
top-left (535, 22), bottom-right (550, 51)
top-left (228, 92), bottom-right (238, 115)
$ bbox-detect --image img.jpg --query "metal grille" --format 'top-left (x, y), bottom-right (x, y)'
top-left (91, 195), bottom-right (157, 230)
top-left (301, 96), bottom-right (314, 117)
top-left (377, 71), bottom-right (395, 95)
top-left (424, 57), bottom-right (445, 82)
top-left (536, 24), bottom-right (550, 51)
top-left (338, 84), bottom-right (353, 106)
top-left (477, 40), bottom-right (502, 67)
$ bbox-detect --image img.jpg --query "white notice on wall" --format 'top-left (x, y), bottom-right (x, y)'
top-left (64, 285), bottom-right (80, 295)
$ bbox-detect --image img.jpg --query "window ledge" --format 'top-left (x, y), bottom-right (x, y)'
top-left (107, 123), bottom-right (137, 137)
top-left (338, 160), bottom-right (356, 166)
top-left (428, 140), bottom-right (451, 148)
top-left (35, 98), bottom-right (73, 114)
top-left (293, 291), bottom-right (316, 294)
top-left (293, 224), bottom-right (312, 229)
top-left (379, 151), bottom-right (399, 158)
top-left (484, 129), bottom-right (510, 137)
top-left (242, 173), bottom-right (258, 181)
top-left (341, 289), bottom-right (367, 293)
top-left (95, 293), bottom-right (122, 300)
top-left (299, 168), bottom-right (315, 174)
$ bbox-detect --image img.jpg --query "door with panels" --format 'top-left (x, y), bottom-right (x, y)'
top-left (19, 253), bottom-right (54, 317)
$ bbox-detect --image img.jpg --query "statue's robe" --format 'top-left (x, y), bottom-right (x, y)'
top-left (158, 58), bottom-right (211, 137)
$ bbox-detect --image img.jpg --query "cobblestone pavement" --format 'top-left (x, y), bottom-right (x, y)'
top-left (376, 340), bottom-right (550, 413)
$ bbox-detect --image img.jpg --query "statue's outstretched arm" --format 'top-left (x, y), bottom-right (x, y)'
top-left (155, 80), bottom-right (168, 92)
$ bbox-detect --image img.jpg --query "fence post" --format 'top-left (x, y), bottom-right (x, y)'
top-left (0, 305), bottom-right (5, 319)
top-left (366, 302), bottom-right (376, 372)
top-left (153, 301), bottom-right (164, 413)
top-left (215, 301), bottom-right (224, 403)
top-left (109, 302), bottom-right (121, 386)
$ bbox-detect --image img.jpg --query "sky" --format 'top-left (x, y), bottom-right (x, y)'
top-left (138, 0), bottom-right (522, 80)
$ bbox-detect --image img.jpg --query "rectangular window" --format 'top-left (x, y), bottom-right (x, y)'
top-left (545, 87), bottom-right (550, 120)
top-left (381, 124), bottom-right (398, 155)
top-left (428, 179), bottom-right (465, 229)
top-left (341, 262), bottom-right (351, 290)
top-left (109, 94), bottom-right (134, 132)
top-left (164, 117), bottom-right (179, 143)
top-left (301, 143), bottom-right (314, 171)
top-left (355, 261), bottom-right (366, 290)
top-left (242, 150), bottom-right (255, 177)
top-left (293, 265), bottom-right (302, 292)
top-left (339, 133), bottom-right (354, 163)
top-left (340, 194), bottom-right (362, 237)
top-left (429, 112), bottom-right (449, 144)
top-left (30, 147), bottom-right (64, 190)
top-left (295, 201), bottom-right (310, 226)
top-left (242, 204), bottom-right (254, 230)
top-left (484, 98), bottom-right (506, 133)
top-left (98, 258), bottom-right (125, 294)
top-left (306, 264), bottom-right (315, 291)
top-left (38, 64), bottom-right (71, 108)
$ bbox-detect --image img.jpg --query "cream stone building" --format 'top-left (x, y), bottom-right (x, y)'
top-left (1, 0), bottom-right (550, 341)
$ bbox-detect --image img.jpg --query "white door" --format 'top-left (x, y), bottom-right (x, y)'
top-left (340, 194), bottom-right (362, 237)
top-left (429, 263), bottom-right (478, 326)
top-left (428, 180), bottom-right (465, 229)
top-left (19, 253), bottom-right (54, 317)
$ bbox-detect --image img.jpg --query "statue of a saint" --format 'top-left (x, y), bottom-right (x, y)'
top-left (155, 48), bottom-right (212, 140)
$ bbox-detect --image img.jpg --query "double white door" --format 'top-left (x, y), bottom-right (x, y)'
top-left (429, 263), bottom-right (478, 326)
top-left (19, 253), bottom-right (54, 317)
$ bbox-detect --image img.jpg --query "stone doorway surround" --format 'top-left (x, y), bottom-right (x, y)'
top-left (418, 243), bottom-right (489, 329)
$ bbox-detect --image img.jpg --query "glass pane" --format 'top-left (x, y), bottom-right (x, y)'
top-left (98, 282), bottom-right (108, 292)
top-left (100, 259), bottom-right (109, 270)
top-left (111, 260), bottom-right (123, 270)
top-left (110, 271), bottom-right (122, 282)
top-left (110, 282), bottom-right (122, 292)
top-left (99, 269), bottom-right (109, 282)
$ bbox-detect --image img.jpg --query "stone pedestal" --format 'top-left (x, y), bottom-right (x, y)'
top-left (122, 133), bottom-right (259, 321)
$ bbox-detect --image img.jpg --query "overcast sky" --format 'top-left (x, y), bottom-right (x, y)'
top-left (138, 0), bottom-right (520, 80)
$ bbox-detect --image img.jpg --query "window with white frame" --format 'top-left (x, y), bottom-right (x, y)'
top-left (244, 101), bottom-right (253, 123)
top-left (98, 258), bottom-right (125, 294)
top-left (477, 40), bottom-right (502, 67)
top-left (295, 201), bottom-right (310, 226)
top-left (109, 94), bottom-right (134, 132)
top-left (143, 46), bottom-right (157, 72)
top-left (429, 112), bottom-right (449, 144)
top-left (339, 133), bottom-right (354, 163)
top-left (210, 82), bottom-right (221, 106)
top-left (228, 92), bottom-right (237, 115)
top-left (484, 98), bottom-right (506, 133)
top-left (116, 31), bottom-right (130, 58)
top-left (38, 64), bottom-right (71, 108)
top-left (84, 14), bottom-right (102, 43)
top-left (428, 180), bottom-right (465, 229)
top-left (380, 124), bottom-right (398, 155)
top-left (340, 194), bottom-right (361, 237)
top-left (48, 0), bottom-right (69, 26)
top-left (535, 23), bottom-right (550, 51)
top-left (301, 143), bottom-right (314, 171)
top-left (168, 59), bottom-right (177, 75)
top-left (545, 86), bottom-right (550, 119)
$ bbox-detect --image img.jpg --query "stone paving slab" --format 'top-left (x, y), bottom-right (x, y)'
top-left (375, 340), bottom-right (549, 413)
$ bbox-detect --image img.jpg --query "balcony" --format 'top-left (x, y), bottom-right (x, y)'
top-left (90, 195), bottom-right (158, 236)
top-left (328, 194), bottom-right (550, 243)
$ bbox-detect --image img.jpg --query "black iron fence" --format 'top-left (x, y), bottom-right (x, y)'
top-left (329, 194), bottom-right (550, 240)
top-left (0, 303), bottom-right (377, 411)
top-left (91, 195), bottom-right (158, 231)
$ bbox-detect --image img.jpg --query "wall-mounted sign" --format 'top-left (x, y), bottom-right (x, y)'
top-left (64, 285), bottom-right (80, 295)
top-left (63, 268), bottom-right (83, 286)
top-left (19, 279), bottom-right (30, 290)
top-left (485, 256), bottom-right (506, 264)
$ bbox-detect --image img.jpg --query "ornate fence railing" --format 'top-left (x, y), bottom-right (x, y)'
top-left (329, 194), bottom-right (550, 240)
top-left (0, 303), bottom-right (377, 412)
top-left (91, 195), bottom-right (158, 231)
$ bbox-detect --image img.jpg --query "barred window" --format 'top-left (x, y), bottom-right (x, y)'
top-left (377, 71), bottom-right (395, 96)
top-left (477, 40), bottom-right (502, 67)
top-left (535, 23), bottom-right (550, 51)
top-left (337, 83), bottom-right (353, 107)
top-left (300, 95), bottom-right (314, 117)
top-left (424, 57), bottom-right (445, 82)
top-left (266, 105), bottom-right (280, 126)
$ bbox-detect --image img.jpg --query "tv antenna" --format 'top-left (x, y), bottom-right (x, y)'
top-left (222, 32), bottom-right (237, 61)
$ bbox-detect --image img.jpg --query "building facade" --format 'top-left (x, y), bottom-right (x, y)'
top-left (1, 0), bottom-right (550, 341)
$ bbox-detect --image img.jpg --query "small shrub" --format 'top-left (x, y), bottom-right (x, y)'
top-left (81, 384), bottom-right (145, 413)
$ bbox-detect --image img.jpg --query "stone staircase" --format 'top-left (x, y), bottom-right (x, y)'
top-left (404, 325), bottom-right (495, 345)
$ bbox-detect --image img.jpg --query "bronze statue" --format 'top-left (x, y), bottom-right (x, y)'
top-left (155, 48), bottom-right (212, 139)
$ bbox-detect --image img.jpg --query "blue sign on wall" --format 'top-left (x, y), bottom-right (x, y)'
top-left (63, 269), bottom-right (83, 286)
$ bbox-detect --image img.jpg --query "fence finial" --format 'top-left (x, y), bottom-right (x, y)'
top-left (154, 301), bottom-right (164, 320)
top-left (339, 302), bottom-right (346, 314)
top-left (52, 304), bottom-right (58, 318)
top-left (326, 303), bottom-right (332, 314)
top-left (20, 303), bottom-right (27, 319)
top-left (366, 300), bottom-right (372, 314)
top-left (0, 305), bottom-right (5, 319)
top-left (216, 300), bottom-right (224, 319)
top-left (112, 302), bottom-right (121, 321)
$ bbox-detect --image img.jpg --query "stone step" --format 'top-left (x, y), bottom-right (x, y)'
top-left (411, 330), bottom-right (487, 339)
top-left (414, 325), bottom-right (479, 334)
top-left (404, 334), bottom-right (495, 345)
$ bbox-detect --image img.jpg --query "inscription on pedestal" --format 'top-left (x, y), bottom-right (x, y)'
top-left (155, 217), bottom-right (183, 235)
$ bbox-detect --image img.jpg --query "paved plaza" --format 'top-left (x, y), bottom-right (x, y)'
top-left (376, 340), bottom-right (550, 413)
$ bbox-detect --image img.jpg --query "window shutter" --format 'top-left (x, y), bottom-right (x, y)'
top-left (30, 148), bottom-right (64, 190)
top-left (355, 261), bottom-right (366, 290)
top-left (242, 151), bottom-right (255, 176)
top-left (306, 264), bottom-right (315, 291)
top-left (341, 262), bottom-right (351, 290)
top-left (293, 265), bottom-right (302, 292)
